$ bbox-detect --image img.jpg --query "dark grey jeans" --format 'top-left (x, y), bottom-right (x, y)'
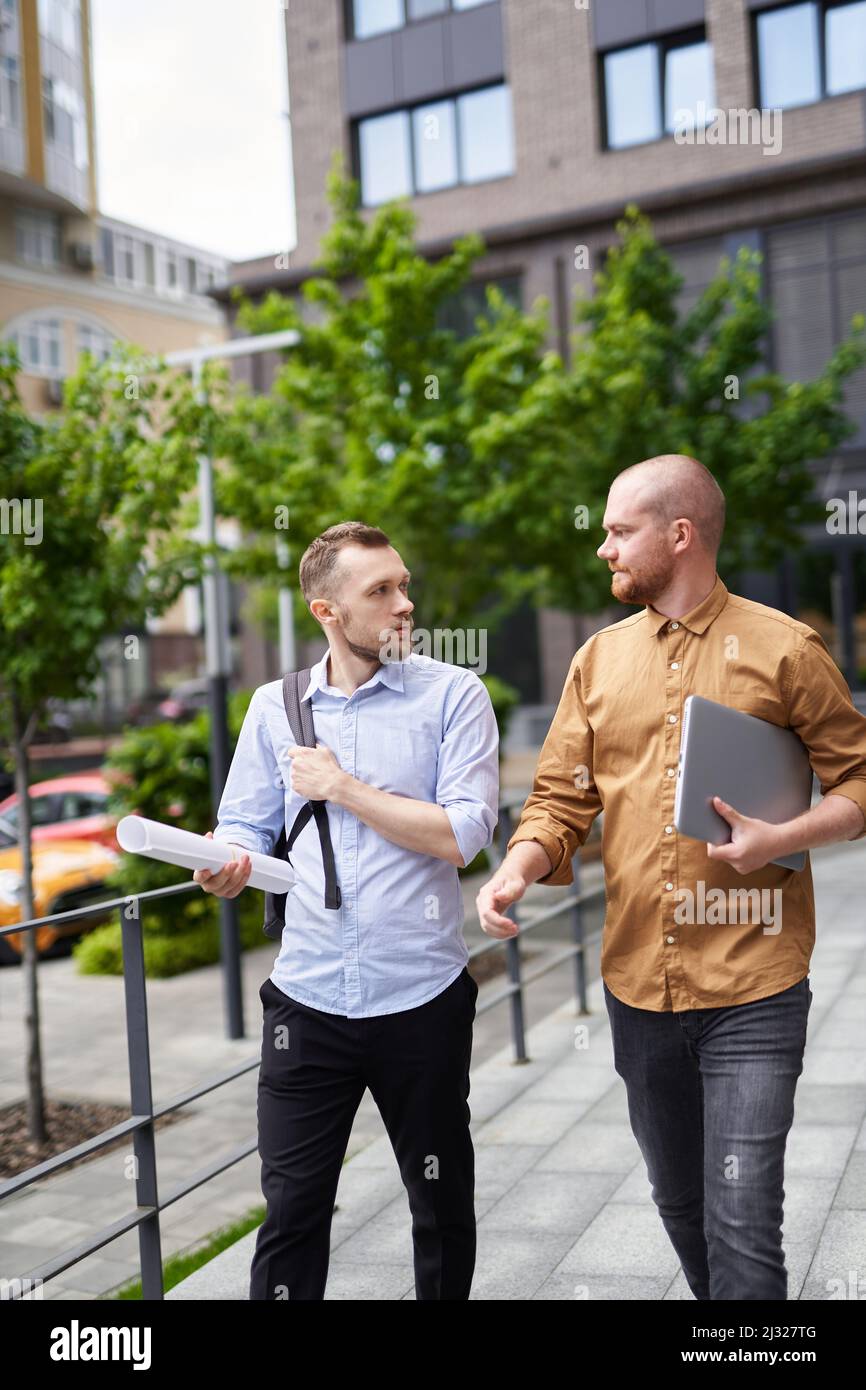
top-left (603, 975), bottom-right (813, 1301)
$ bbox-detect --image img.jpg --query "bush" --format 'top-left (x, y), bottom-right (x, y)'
top-left (75, 691), bottom-right (265, 977)
top-left (478, 672), bottom-right (520, 756)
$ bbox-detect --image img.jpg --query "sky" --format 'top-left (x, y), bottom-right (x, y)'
top-left (91, 0), bottom-right (296, 263)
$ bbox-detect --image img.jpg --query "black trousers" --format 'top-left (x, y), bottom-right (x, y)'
top-left (249, 966), bottom-right (479, 1300)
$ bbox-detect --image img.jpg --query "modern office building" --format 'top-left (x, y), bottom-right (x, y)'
top-left (226, 1), bottom-right (866, 714)
top-left (0, 0), bottom-right (232, 712)
top-left (0, 0), bottom-right (228, 412)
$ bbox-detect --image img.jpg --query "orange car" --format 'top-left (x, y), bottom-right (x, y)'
top-left (0, 771), bottom-right (119, 852)
top-left (0, 814), bottom-right (119, 963)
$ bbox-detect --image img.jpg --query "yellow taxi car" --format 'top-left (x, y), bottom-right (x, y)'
top-left (0, 813), bottom-right (119, 963)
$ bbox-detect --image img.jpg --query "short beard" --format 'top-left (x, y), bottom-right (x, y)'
top-left (338, 608), bottom-right (411, 663)
top-left (345, 632), bottom-right (389, 663)
top-left (610, 541), bottom-right (675, 605)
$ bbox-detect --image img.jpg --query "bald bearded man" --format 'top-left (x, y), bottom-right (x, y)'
top-left (477, 454), bottom-right (866, 1301)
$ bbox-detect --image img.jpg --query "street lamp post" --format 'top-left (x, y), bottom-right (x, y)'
top-left (161, 329), bottom-right (300, 1038)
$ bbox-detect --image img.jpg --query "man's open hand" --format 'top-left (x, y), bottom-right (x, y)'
top-left (475, 871), bottom-right (526, 939)
top-left (706, 796), bottom-right (781, 874)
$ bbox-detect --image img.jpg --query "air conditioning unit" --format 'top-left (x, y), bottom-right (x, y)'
top-left (68, 240), bottom-right (95, 270)
top-left (45, 377), bottom-right (65, 406)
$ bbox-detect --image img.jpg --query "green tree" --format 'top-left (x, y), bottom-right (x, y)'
top-left (214, 165), bottom-right (554, 639)
top-left (213, 181), bottom-right (865, 648)
top-left (467, 205), bottom-right (866, 611)
top-left (0, 342), bottom-right (210, 1142)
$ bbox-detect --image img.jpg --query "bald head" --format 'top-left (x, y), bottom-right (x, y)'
top-left (611, 454), bottom-right (725, 558)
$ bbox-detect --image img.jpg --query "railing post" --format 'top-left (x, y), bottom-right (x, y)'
top-left (120, 898), bottom-right (163, 1300)
top-left (498, 804), bottom-right (528, 1064)
top-left (569, 850), bottom-right (589, 1015)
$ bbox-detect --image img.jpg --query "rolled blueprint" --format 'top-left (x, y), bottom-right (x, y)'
top-left (116, 815), bottom-right (296, 894)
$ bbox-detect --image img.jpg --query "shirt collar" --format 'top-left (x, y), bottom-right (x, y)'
top-left (644, 572), bottom-right (729, 636)
top-left (301, 649), bottom-right (407, 701)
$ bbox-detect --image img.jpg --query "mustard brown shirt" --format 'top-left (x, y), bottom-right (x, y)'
top-left (507, 573), bottom-right (866, 1011)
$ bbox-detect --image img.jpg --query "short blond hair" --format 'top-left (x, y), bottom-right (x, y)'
top-left (298, 521), bottom-right (391, 606)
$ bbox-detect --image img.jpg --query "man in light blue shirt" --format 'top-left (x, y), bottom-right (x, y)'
top-left (195, 521), bottom-right (499, 1300)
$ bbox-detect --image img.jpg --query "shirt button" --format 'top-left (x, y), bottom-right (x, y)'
top-left (665, 882), bottom-right (674, 890)
top-left (666, 935), bottom-right (676, 944)
top-left (668, 714), bottom-right (677, 723)
top-left (666, 768), bottom-right (675, 777)
top-left (671, 662), bottom-right (679, 669)
top-left (665, 825), bottom-right (673, 834)
top-left (671, 622), bottom-right (679, 629)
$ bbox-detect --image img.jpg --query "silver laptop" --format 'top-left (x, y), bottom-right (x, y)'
top-left (674, 695), bottom-right (814, 871)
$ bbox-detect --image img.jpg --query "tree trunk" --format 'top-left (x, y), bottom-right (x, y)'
top-left (10, 690), bottom-right (46, 1144)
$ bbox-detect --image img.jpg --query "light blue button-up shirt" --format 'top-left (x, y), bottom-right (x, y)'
top-left (213, 649), bottom-right (499, 1017)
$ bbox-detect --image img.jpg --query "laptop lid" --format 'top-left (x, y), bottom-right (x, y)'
top-left (674, 694), bottom-right (813, 872)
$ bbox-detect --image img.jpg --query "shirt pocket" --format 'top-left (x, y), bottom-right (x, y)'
top-left (362, 724), bottom-right (440, 799)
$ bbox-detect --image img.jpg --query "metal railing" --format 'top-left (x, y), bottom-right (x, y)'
top-left (0, 794), bottom-right (604, 1301)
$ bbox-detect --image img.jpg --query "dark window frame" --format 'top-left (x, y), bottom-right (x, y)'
top-left (598, 25), bottom-right (711, 152)
top-left (753, 0), bottom-right (866, 109)
top-left (352, 80), bottom-right (514, 205)
top-left (763, 207), bottom-right (866, 449)
top-left (436, 270), bottom-right (523, 338)
top-left (344, 0), bottom-right (496, 42)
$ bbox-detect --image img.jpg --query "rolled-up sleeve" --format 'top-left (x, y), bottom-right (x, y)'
top-left (786, 629), bottom-right (866, 840)
top-left (436, 673), bottom-right (499, 868)
top-left (212, 689), bottom-right (286, 857)
top-left (506, 649), bottom-right (604, 885)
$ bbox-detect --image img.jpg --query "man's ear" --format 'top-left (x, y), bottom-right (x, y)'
top-left (309, 597), bottom-right (337, 628)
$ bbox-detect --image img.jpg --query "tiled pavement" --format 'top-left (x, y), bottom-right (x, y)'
top-left (2, 836), bottom-right (864, 1301)
top-left (167, 840), bottom-right (866, 1301)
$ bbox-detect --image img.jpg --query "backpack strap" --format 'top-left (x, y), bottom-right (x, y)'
top-left (282, 671), bottom-right (342, 911)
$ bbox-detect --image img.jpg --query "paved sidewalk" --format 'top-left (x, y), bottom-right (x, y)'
top-left (167, 839), bottom-right (866, 1301)
top-left (2, 836), bottom-right (864, 1300)
top-left (0, 857), bottom-right (597, 1299)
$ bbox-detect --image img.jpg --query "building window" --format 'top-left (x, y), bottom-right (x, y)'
top-left (356, 82), bottom-right (514, 204)
top-left (7, 315), bottom-right (64, 377)
top-left (437, 272), bottom-right (522, 337)
top-left (42, 74), bottom-right (88, 168)
top-left (77, 322), bottom-right (116, 364)
top-left (767, 213), bottom-right (866, 447)
top-left (102, 229), bottom-right (156, 290)
top-left (350, 0), bottom-right (494, 40)
top-left (15, 208), bottom-right (61, 267)
top-left (0, 56), bottom-right (21, 130)
top-left (38, 0), bottom-right (81, 57)
top-left (99, 225), bottom-right (114, 277)
top-left (114, 232), bottom-right (138, 284)
top-left (358, 109), bottom-right (412, 202)
top-left (457, 84), bottom-right (513, 181)
top-left (602, 31), bottom-right (715, 149)
top-left (413, 99), bottom-right (457, 191)
top-left (756, 1), bottom-right (866, 109)
top-left (97, 224), bottom-right (222, 298)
